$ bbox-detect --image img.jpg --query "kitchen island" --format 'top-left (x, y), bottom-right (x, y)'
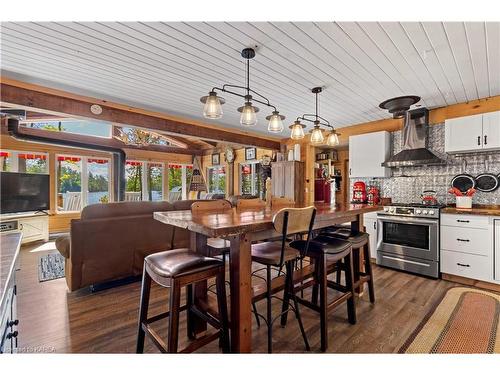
top-left (154, 203), bottom-right (380, 353)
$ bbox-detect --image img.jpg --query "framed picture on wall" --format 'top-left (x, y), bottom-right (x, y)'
top-left (245, 147), bottom-right (256, 161)
top-left (212, 153), bottom-right (220, 165)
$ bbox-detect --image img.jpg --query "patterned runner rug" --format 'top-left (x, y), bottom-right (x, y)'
top-left (38, 253), bottom-right (65, 282)
top-left (400, 287), bottom-right (500, 353)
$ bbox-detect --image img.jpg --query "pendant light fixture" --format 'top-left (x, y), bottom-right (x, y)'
top-left (200, 48), bottom-right (285, 132)
top-left (291, 87), bottom-right (340, 146)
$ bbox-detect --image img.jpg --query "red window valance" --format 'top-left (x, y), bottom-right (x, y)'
top-left (0, 151), bottom-right (9, 157)
top-left (19, 153), bottom-right (47, 160)
top-left (126, 160), bottom-right (142, 166)
top-left (242, 165), bottom-right (251, 174)
top-left (88, 158), bottom-right (108, 164)
top-left (58, 156), bottom-right (81, 162)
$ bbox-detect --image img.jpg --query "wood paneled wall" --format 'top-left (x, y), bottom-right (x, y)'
top-left (0, 132), bottom-right (193, 233)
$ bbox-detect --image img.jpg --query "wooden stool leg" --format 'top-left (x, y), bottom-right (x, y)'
top-left (167, 280), bottom-right (181, 353)
top-left (364, 244), bottom-right (376, 303)
top-left (336, 260), bottom-right (342, 284)
top-left (345, 252), bottom-right (357, 325)
top-left (136, 270), bottom-right (152, 354)
top-left (186, 284), bottom-right (195, 340)
top-left (215, 270), bottom-right (230, 353)
top-left (266, 265), bottom-right (273, 354)
top-left (319, 254), bottom-right (328, 352)
top-left (311, 258), bottom-right (319, 306)
top-left (352, 247), bottom-right (361, 294)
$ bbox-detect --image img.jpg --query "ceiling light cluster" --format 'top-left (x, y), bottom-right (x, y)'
top-left (201, 48), bottom-right (285, 132)
top-left (201, 48), bottom-right (339, 146)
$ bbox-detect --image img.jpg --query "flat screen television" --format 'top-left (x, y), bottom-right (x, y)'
top-left (1, 172), bottom-right (50, 214)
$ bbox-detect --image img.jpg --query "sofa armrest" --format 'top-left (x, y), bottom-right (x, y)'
top-left (55, 234), bottom-right (71, 258)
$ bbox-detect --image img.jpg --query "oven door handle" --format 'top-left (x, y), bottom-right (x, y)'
top-left (377, 216), bottom-right (438, 226)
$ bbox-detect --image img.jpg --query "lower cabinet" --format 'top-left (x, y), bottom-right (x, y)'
top-left (364, 211), bottom-right (379, 259)
top-left (440, 213), bottom-right (498, 285)
top-left (495, 220), bottom-right (500, 282)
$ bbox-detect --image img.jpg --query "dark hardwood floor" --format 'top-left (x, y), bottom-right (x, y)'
top-left (16, 240), bottom-right (464, 353)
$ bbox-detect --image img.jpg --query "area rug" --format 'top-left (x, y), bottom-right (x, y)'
top-left (38, 253), bottom-right (65, 282)
top-left (399, 287), bottom-right (500, 353)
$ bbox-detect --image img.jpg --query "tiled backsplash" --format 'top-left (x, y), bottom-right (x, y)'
top-left (350, 123), bottom-right (500, 205)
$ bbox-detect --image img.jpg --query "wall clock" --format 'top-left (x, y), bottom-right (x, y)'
top-left (90, 104), bottom-right (103, 115)
top-left (225, 148), bottom-right (235, 163)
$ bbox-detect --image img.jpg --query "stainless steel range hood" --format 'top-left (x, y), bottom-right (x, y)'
top-left (382, 107), bottom-right (446, 168)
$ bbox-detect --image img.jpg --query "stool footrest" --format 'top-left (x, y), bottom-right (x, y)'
top-left (145, 304), bottom-right (188, 325)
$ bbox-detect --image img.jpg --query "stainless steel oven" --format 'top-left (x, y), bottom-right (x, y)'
top-left (376, 204), bottom-right (441, 278)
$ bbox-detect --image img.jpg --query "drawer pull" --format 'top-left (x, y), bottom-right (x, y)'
top-left (8, 319), bottom-right (19, 327)
top-left (457, 263), bottom-right (471, 268)
top-left (456, 220), bottom-right (470, 223)
top-left (6, 331), bottom-right (18, 339)
top-left (456, 238), bottom-right (470, 242)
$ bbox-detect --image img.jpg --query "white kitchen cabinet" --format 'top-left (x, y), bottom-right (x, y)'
top-left (445, 111), bottom-right (500, 153)
top-left (363, 213), bottom-right (378, 260)
top-left (349, 131), bottom-right (391, 178)
top-left (0, 213), bottom-right (49, 244)
top-left (482, 111), bottom-right (500, 150)
top-left (440, 213), bottom-right (498, 285)
top-left (495, 220), bottom-right (500, 281)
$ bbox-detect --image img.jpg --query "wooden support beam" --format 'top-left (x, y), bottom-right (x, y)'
top-left (0, 80), bottom-right (281, 150)
top-left (1, 124), bottom-right (201, 155)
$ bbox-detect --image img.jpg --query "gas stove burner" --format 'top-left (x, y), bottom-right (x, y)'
top-left (389, 203), bottom-right (445, 209)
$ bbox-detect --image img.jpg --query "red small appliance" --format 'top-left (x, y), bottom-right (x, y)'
top-left (367, 185), bottom-right (380, 205)
top-left (351, 181), bottom-right (367, 204)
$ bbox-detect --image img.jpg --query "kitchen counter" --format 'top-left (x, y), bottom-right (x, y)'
top-left (441, 204), bottom-right (500, 216)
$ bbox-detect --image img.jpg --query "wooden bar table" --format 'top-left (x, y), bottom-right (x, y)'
top-left (154, 203), bottom-right (380, 353)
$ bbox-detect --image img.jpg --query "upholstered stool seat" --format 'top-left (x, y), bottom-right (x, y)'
top-left (291, 236), bottom-right (351, 257)
top-left (251, 241), bottom-right (301, 266)
top-left (144, 249), bottom-right (222, 281)
top-left (321, 227), bottom-right (369, 246)
top-left (137, 249), bottom-right (230, 353)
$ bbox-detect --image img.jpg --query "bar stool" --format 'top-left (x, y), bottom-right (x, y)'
top-left (136, 248), bottom-right (230, 353)
top-left (250, 206), bottom-right (316, 353)
top-left (321, 226), bottom-right (375, 303)
top-left (290, 235), bottom-right (356, 352)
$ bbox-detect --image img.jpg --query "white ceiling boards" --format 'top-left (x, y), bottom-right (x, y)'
top-left (1, 22), bottom-right (499, 136)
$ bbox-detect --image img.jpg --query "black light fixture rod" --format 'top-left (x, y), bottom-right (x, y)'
top-left (246, 58), bottom-right (250, 96)
top-left (211, 85), bottom-right (277, 111)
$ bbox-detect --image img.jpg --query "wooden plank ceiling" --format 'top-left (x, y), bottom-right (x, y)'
top-left (1, 22), bottom-right (499, 137)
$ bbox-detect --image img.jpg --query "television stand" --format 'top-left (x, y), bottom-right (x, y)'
top-left (0, 212), bottom-right (49, 244)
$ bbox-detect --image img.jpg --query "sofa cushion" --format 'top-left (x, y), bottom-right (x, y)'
top-left (55, 234), bottom-right (71, 258)
top-left (81, 201), bottom-right (174, 220)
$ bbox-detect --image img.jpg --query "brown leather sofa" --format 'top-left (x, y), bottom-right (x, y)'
top-left (55, 200), bottom-right (204, 291)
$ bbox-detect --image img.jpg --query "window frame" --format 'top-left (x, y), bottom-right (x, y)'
top-left (207, 165), bottom-right (226, 194)
top-left (167, 163), bottom-right (193, 201)
top-left (56, 154), bottom-right (112, 213)
top-left (125, 160), bottom-right (166, 202)
top-left (0, 149), bottom-right (49, 174)
top-left (239, 160), bottom-right (262, 196)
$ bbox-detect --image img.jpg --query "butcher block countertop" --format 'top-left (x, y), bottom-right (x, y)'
top-left (441, 204), bottom-right (500, 216)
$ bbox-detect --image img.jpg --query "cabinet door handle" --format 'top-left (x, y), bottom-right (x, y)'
top-left (349, 168), bottom-right (351, 176)
top-left (373, 222), bottom-right (376, 230)
top-left (456, 220), bottom-right (470, 223)
top-left (456, 238), bottom-right (470, 242)
top-left (484, 135), bottom-right (488, 145)
top-left (457, 263), bottom-right (470, 268)
top-left (19, 223), bottom-right (23, 230)
top-left (478, 136), bottom-right (481, 145)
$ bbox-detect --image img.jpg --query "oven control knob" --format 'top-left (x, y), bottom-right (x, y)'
top-left (384, 207), bottom-right (389, 212)
top-left (389, 208), bottom-right (395, 213)
top-left (416, 209), bottom-right (422, 214)
top-left (428, 210), bottom-right (435, 215)
top-left (422, 210), bottom-right (428, 215)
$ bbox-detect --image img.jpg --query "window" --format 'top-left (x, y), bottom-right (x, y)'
top-left (56, 155), bottom-right (112, 212)
top-left (88, 159), bottom-right (110, 204)
top-left (57, 156), bottom-right (82, 212)
top-left (240, 162), bottom-right (263, 198)
top-left (125, 160), bottom-right (144, 201)
top-left (1, 151), bottom-right (12, 172)
top-left (207, 166), bottom-right (226, 194)
top-left (147, 163), bottom-right (163, 201)
top-left (167, 164), bottom-right (193, 202)
top-left (125, 160), bottom-right (165, 201)
top-left (0, 150), bottom-right (49, 174)
top-left (23, 120), bottom-right (112, 138)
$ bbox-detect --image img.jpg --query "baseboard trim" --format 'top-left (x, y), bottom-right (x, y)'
top-left (441, 273), bottom-right (500, 293)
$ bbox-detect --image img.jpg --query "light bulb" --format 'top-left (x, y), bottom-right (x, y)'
top-left (267, 111), bottom-right (284, 133)
top-left (238, 102), bottom-right (258, 126)
top-left (289, 121), bottom-right (305, 140)
top-left (326, 131), bottom-right (339, 146)
top-left (201, 91), bottom-right (224, 119)
top-left (310, 126), bottom-right (324, 145)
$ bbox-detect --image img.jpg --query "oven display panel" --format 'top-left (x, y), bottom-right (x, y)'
top-left (395, 208), bottom-right (415, 215)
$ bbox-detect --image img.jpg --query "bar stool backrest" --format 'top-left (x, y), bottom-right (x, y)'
top-left (191, 199), bottom-right (232, 213)
top-left (272, 206), bottom-right (317, 266)
top-left (236, 198), bottom-right (266, 209)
